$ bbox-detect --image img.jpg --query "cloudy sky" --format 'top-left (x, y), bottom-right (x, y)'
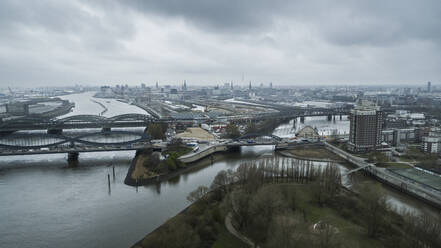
top-left (0, 0), bottom-right (440, 87)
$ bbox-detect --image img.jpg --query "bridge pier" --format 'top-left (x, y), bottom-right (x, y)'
top-left (47, 129), bottom-right (63, 135)
top-left (300, 116), bottom-right (305, 123)
top-left (102, 127), bottom-right (111, 132)
top-left (340, 114), bottom-right (342, 120)
top-left (68, 152), bottom-right (79, 162)
top-left (327, 114), bottom-right (332, 121)
top-left (227, 146), bottom-right (241, 152)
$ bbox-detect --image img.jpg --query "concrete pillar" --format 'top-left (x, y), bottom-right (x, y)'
top-left (68, 152), bottom-right (79, 162)
top-left (340, 115), bottom-right (342, 120)
top-left (47, 129), bottom-right (62, 134)
top-left (300, 116), bottom-right (305, 123)
top-left (102, 127), bottom-right (111, 132)
top-left (327, 114), bottom-right (332, 121)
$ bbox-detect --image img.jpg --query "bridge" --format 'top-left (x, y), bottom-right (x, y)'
top-left (229, 133), bottom-right (284, 146)
top-left (0, 129), bottom-right (152, 160)
top-left (0, 114), bottom-right (155, 132)
top-left (324, 142), bottom-right (441, 209)
top-left (0, 105), bottom-right (348, 160)
top-left (0, 105), bottom-right (349, 132)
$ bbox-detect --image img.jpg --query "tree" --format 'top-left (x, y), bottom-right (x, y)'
top-left (147, 123), bottom-right (166, 140)
top-left (187, 186), bottom-right (209, 203)
top-left (244, 122), bottom-right (258, 134)
top-left (168, 138), bottom-right (184, 152)
top-left (224, 123), bottom-right (240, 139)
top-left (210, 170), bottom-right (231, 198)
top-left (359, 183), bottom-right (390, 238)
top-left (247, 186), bottom-right (285, 245)
top-left (143, 152), bottom-right (160, 169)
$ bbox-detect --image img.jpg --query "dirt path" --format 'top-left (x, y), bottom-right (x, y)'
top-left (225, 212), bottom-right (259, 248)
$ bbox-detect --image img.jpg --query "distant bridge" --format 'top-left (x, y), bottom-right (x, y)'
top-left (0, 106), bottom-right (349, 160)
top-left (0, 106), bottom-right (349, 132)
top-left (0, 114), bottom-right (155, 132)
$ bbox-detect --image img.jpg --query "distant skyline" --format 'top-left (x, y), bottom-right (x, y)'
top-left (0, 0), bottom-right (441, 87)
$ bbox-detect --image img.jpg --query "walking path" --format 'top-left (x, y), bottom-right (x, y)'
top-left (225, 212), bottom-right (259, 248)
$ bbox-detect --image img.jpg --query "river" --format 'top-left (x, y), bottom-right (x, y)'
top-left (0, 93), bottom-right (438, 248)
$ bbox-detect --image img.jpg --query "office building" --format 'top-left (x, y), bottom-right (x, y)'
top-left (348, 100), bottom-right (383, 152)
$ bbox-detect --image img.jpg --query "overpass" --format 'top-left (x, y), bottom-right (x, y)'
top-left (179, 134), bottom-right (316, 163)
top-left (324, 142), bottom-right (441, 209)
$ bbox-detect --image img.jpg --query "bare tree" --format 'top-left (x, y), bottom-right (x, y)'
top-left (186, 186), bottom-right (209, 203)
top-left (358, 182), bottom-right (390, 238)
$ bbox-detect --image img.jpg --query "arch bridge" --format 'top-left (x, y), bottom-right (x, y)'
top-left (0, 113), bottom-right (155, 132)
top-left (229, 133), bottom-right (284, 146)
top-left (0, 130), bottom-right (152, 157)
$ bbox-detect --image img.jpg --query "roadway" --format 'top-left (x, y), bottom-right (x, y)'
top-left (324, 142), bottom-right (441, 208)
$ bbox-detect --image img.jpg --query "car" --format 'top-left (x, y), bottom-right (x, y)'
top-left (193, 146), bottom-right (199, 152)
top-left (247, 140), bottom-right (255, 144)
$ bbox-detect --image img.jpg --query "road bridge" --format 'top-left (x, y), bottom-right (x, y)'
top-left (324, 142), bottom-right (441, 209)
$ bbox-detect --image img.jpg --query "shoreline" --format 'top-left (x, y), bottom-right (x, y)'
top-left (124, 151), bottom-right (229, 186)
top-left (278, 150), bottom-right (342, 163)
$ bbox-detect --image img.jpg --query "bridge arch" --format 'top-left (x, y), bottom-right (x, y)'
top-left (236, 133), bottom-right (283, 141)
top-left (0, 131), bottom-right (151, 149)
top-left (56, 115), bottom-right (107, 124)
top-left (107, 113), bottom-right (152, 123)
top-left (0, 117), bottom-right (50, 128)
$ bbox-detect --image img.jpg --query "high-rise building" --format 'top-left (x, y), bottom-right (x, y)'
top-left (428, 81), bottom-right (431, 93)
top-left (348, 100), bottom-right (383, 152)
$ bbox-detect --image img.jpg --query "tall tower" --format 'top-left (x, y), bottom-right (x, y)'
top-left (348, 100), bottom-right (383, 153)
top-left (183, 80), bottom-right (187, 91)
top-left (428, 81), bottom-right (432, 93)
top-left (270, 82), bottom-right (273, 89)
top-left (249, 81), bottom-right (252, 90)
top-left (156, 81), bottom-right (159, 89)
top-left (230, 81), bottom-right (234, 90)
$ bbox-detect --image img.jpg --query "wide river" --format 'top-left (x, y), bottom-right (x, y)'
top-left (0, 92), bottom-right (438, 248)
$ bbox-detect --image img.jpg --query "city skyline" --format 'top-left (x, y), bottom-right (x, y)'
top-left (1, 0), bottom-right (441, 87)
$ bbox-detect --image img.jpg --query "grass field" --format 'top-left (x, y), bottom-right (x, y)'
top-left (288, 147), bottom-right (344, 161)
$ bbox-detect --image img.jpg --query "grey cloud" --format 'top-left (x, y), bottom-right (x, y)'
top-left (120, 0), bottom-right (441, 47)
top-left (0, 0), bottom-right (440, 87)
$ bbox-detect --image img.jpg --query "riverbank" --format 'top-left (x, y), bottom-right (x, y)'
top-left (124, 148), bottom-right (232, 186)
top-left (279, 146), bottom-right (344, 162)
top-left (131, 191), bottom-right (246, 248)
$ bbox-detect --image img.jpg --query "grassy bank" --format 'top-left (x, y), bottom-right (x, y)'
top-left (132, 157), bottom-right (441, 248)
top-left (286, 146), bottom-right (344, 162)
top-left (132, 191), bottom-right (246, 248)
top-left (131, 146), bottom-right (192, 180)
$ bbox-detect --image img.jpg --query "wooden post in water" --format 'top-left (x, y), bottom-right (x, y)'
top-left (107, 174), bottom-right (111, 193)
top-left (112, 165), bottom-right (115, 181)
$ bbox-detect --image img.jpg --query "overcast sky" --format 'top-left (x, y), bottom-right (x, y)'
top-left (0, 0), bottom-right (440, 87)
